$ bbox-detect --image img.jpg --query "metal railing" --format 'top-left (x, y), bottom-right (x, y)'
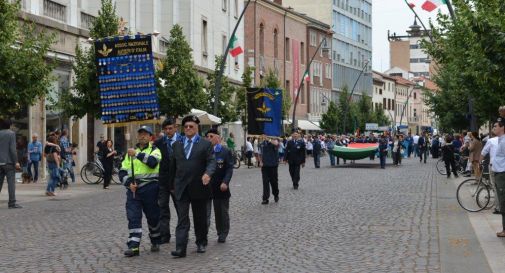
top-left (44, 0), bottom-right (66, 22)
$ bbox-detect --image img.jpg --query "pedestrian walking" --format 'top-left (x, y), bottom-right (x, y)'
top-left (59, 129), bottom-right (75, 184)
top-left (245, 137), bottom-right (254, 168)
top-left (442, 136), bottom-right (459, 178)
top-left (312, 136), bottom-right (322, 168)
top-left (258, 135), bottom-right (280, 204)
top-left (378, 135), bottom-right (388, 169)
top-left (469, 132), bottom-right (483, 180)
top-left (100, 139), bottom-right (116, 189)
top-left (153, 118), bottom-right (181, 244)
top-left (205, 128), bottom-right (233, 243)
top-left (306, 136), bottom-right (313, 157)
top-left (44, 135), bottom-right (61, 196)
top-left (27, 133), bottom-right (42, 183)
top-left (413, 133), bottom-right (420, 157)
top-left (418, 132), bottom-right (429, 163)
top-left (0, 118), bottom-right (22, 208)
top-left (284, 130), bottom-right (306, 189)
top-left (168, 115), bottom-right (216, 257)
top-left (327, 135), bottom-right (336, 166)
top-left (118, 125), bottom-right (162, 257)
top-left (481, 119), bottom-right (502, 214)
top-left (484, 119), bottom-right (505, 237)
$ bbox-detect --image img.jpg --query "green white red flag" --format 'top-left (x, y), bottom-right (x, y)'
top-left (229, 35), bottom-right (243, 57)
top-left (421, 0), bottom-right (447, 12)
top-left (303, 71), bottom-right (310, 83)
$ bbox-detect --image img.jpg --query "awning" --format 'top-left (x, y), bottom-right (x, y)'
top-left (177, 109), bottom-right (222, 125)
top-left (297, 120), bottom-right (322, 131)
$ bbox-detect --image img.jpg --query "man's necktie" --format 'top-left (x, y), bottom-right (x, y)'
top-left (184, 139), bottom-right (192, 159)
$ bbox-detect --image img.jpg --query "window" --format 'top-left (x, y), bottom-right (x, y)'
top-left (300, 42), bottom-right (305, 64)
top-left (222, 0), bottom-right (227, 11)
top-left (273, 29), bottom-right (278, 58)
top-left (410, 44), bottom-right (419, 49)
top-left (309, 31), bottom-right (317, 46)
top-left (383, 98), bottom-right (386, 109)
top-left (44, 0), bottom-right (67, 22)
top-left (259, 24), bottom-right (264, 56)
top-left (202, 19), bottom-right (208, 56)
top-left (234, 0), bottom-right (238, 18)
top-left (286, 80), bottom-right (291, 96)
top-left (414, 92), bottom-right (417, 99)
top-left (159, 39), bottom-right (169, 53)
top-left (325, 63), bottom-right (331, 79)
top-left (285, 37), bottom-right (290, 61)
top-left (222, 35), bottom-right (227, 55)
top-left (379, 88), bottom-right (382, 95)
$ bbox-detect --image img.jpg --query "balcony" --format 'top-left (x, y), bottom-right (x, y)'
top-left (80, 12), bottom-right (95, 30)
top-left (44, 0), bottom-right (67, 22)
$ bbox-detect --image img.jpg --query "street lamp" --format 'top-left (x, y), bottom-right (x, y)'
top-left (291, 36), bottom-right (331, 131)
top-left (342, 59), bottom-right (370, 134)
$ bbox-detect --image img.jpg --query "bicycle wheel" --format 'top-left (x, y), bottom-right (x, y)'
top-left (112, 167), bottom-right (121, 184)
top-left (233, 155), bottom-right (241, 169)
top-left (476, 186), bottom-right (492, 210)
top-left (80, 163), bottom-right (103, 184)
top-left (436, 159), bottom-right (447, 175)
top-left (457, 178), bottom-right (486, 212)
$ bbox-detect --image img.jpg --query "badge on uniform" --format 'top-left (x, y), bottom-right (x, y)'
top-left (217, 158), bottom-right (224, 169)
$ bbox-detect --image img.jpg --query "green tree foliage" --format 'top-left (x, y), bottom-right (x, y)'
top-left (422, 0), bottom-right (505, 130)
top-left (261, 70), bottom-right (290, 119)
top-left (237, 66), bottom-right (254, 126)
top-left (320, 101), bottom-right (339, 133)
top-left (0, 0), bottom-right (54, 117)
top-left (157, 24), bottom-right (205, 118)
top-left (59, 0), bottom-right (119, 119)
top-left (204, 55), bottom-right (238, 122)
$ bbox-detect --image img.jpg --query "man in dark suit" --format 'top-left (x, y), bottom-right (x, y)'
top-left (259, 135), bottom-right (280, 204)
top-left (284, 130), bottom-right (305, 189)
top-left (312, 136), bottom-right (322, 168)
top-left (205, 128), bottom-right (233, 243)
top-left (154, 118), bottom-right (181, 244)
top-left (169, 115), bottom-right (216, 257)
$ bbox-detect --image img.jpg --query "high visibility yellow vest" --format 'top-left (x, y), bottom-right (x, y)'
top-left (121, 142), bottom-right (161, 182)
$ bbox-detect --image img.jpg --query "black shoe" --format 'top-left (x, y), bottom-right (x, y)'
top-left (151, 244), bottom-right (160, 252)
top-left (447, 175), bottom-right (451, 178)
top-left (196, 244), bottom-right (206, 253)
top-left (218, 237), bottom-right (226, 243)
top-left (261, 200), bottom-right (269, 205)
top-left (293, 185), bottom-right (298, 190)
top-left (454, 175), bottom-right (459, 178)
top-left (160, 236), bottom-right (170, 245)
top-left (274, 196), bottom-right (279, 202)
top-left (8, 204), bottom-right (22, 209)
top-left (171, 249), bottom-right (186, 258)
top-left (124, 248), bottom-right (139, 257)
top-left (463, 174), bottom-right (471, 177)
top-left (493, 209), bottom-right (501, 215)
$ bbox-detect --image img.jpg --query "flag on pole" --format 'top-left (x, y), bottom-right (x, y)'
top-left (421, 0), bottom-right (446, 12)
top-left (408, 2), bottom-right (416, 8)
top-left (303, 71), bottom-right (310, 83)
top-left (229, 35), bottom-right (243, 57)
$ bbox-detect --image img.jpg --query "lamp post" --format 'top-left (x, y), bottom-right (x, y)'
top-left (342, 59), bottom-right (370, 134)
top-left (291, 36), bottom-right (331, 131)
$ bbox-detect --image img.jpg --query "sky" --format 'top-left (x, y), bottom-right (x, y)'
top-left (372, 0), bottom-right (449, 72)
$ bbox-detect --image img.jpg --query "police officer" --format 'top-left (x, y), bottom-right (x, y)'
top-left (284, 130), bottom-right (306, 189)
top-left (258, 134), bottom-right (280, 204)
top-left (154, 118), bottom-right (181, 244)
top-left (205, 128), bottom-right (233, 243)
top-left (119, 125), bottom-right (162, 257)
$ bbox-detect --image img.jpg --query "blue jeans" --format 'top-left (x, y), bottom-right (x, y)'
top-left (313, 153), bottom-right (321, 168)
top-left (413, 144), bottom-right (419, 157)
top-left (27, 160), bottom-right (40, 181)
top-left (63, 160), bottom-right (75, 183)
top-left (47, 163), bottom-right (60, 193)
top-left (329, 153), bottom-right (335, 166)
top-left (380, 155), bottom-right (386, 168)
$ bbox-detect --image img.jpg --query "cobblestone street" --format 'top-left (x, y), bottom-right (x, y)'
top-left (0, 156), bottom-right (499, 272)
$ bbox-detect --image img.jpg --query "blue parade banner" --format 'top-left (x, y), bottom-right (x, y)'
top-left (247, 88), bottom-right (282, 137)
top-left (94, 35), bottom-right (160, 124)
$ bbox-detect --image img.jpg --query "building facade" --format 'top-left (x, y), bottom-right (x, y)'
top-left (281, 0), bottom-right (373, 102)
top-left (372, 71), bottom-right (396, 128)
top-left (243, 0), bottom-right (331, 130)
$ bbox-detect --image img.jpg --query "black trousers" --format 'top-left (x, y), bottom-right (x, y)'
top-left (158, 182), bottom-right (178, 241)
top-left (444, 159), bottom-right (458, 177)
top-left (103, 161), bottom-right (113, 188)
top-left (261, 166), bottom-right (279, 201)
top-left (206, 198), bottom-right (230, 240)
top-left (175, 189), bottom-right (208, 249)
top-left (288, 163), bottom-right (301, 187)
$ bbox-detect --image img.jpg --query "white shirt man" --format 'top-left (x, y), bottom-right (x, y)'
top-left (413, 134), bottom-right (420, 144)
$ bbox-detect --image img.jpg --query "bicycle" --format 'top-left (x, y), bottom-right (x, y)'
top-left (436, 153), bottom-right (467, 176)
top-left (80, 153), bottom-right (123, 185)
top-left (231, 150), bottom-right (241, 169)
top-left (456, 162), bottom-right (495, 212)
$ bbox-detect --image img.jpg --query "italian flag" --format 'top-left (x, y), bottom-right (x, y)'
top-left (229, 35), bottom-right (243, 57)
top-left (303, 71), bottom-right (310, 83)
top-left (421, 0), bottom-right (446, 12)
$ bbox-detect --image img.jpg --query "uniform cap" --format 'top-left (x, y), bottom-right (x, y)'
top-left (182, 115), bottom-right (200, 126)
top-left (138, 125), bottom-right (153, 135)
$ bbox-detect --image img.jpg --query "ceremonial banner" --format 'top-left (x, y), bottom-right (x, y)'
top-left (247, 88), bottom-right (282, 137)
top-left (95, 35), bottom-right (160, 124)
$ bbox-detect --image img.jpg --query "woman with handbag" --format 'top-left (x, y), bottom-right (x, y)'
top-left (101, 139), bottom-right (116, 189)
top-left (44, 135), bottom-right (60, 196)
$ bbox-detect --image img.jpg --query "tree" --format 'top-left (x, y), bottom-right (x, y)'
top-left (157, 24), bottom-right (205, 118)
top-left (237, 66), bottom-right (254, 127)
top-left (422, 0), bottom-right (505, 131)
top-left (355, 95), bottom-right (375, 133)
top-left (204, 55), bottom-right (238, 123)
top-left (59, 0), bottom-right (119, 119)
top-left (320, 101), bottom-right (339, 133)
top-left (0, 0), bottom-right (54, 117)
